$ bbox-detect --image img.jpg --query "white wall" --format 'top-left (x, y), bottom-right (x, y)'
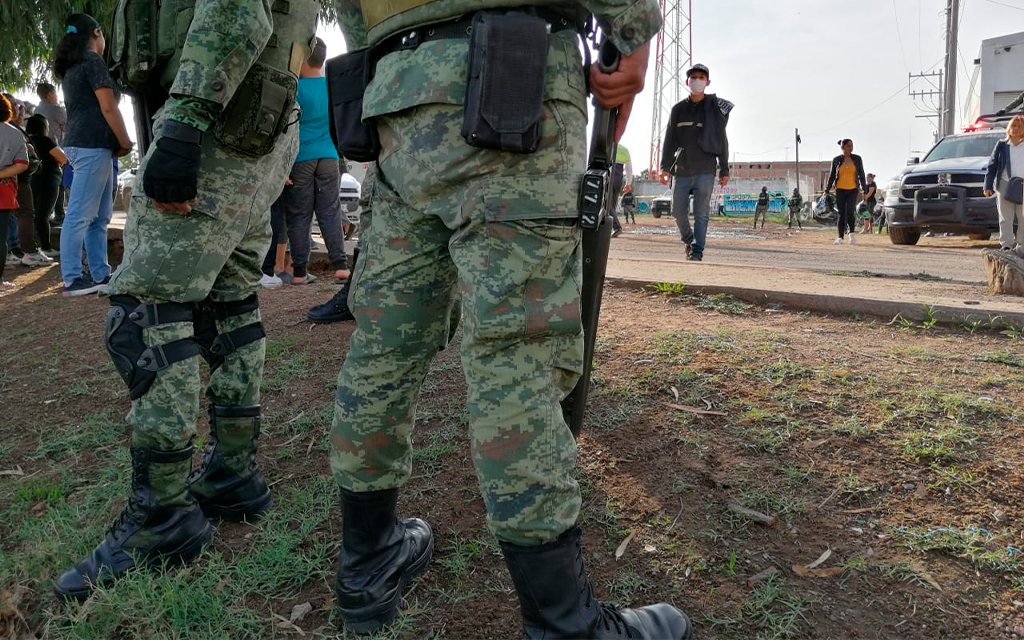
top-left (976, 32), bottom-right (1024, 117)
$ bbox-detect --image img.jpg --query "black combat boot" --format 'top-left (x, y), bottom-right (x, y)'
top-left (53, 446), bottom-right (213, 602)
top-left (500, 527), bottom-right (692, 639)
top-left (188, 405), bottom-right (272, 521)
top-left (308, 248), bottom-right (357, 323)
top-left (335, 488), bottom-right (433, 634)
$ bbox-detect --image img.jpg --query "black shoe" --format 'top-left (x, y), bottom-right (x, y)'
top-left (684, 244), bottom-right (692, 259)
top-left (335, 488), bottom-right (433, 634)
top-left (501, 527), bottom-right (691, 639)
top-left (53, 446), bottom-right (213, 602)
top-left (308, 286), bottom-right (355, 323)
top-left (62, 277), bottom-right (103, 297)
top-left (612, 228), bottom-right (623, 238)
top-left (188, 405), bottom-right (272, 521)
top-left (687, 254), bottom-right (703, 262)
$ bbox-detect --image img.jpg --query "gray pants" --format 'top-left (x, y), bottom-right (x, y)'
top-left (997, 192), bottom-right (1023, 249)
top-left (285, 157), bottom-right (347, 277)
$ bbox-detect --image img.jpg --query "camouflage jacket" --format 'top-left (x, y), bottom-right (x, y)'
top-left (334, 0), bottom-right (662, 119)
top-left (163, 0), bottom-right (318, 133)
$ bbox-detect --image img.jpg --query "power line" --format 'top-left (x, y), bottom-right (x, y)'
top-left (892, 0), bottom-right (911, 73)
top-left (979, 0), bottom-right (1024, 10)
top-left (805, 82), bottom-right (911, 136)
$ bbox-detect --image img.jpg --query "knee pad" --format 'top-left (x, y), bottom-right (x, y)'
top-left (106, 295), bottom-right (201, 400)
top-left (193, 294), bottom-right (266, 371)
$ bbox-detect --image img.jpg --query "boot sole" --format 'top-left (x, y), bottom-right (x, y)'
top-left (53, 521), bottom-right (213, 603)
top-left (198, 489), bottom-right (273, 523)
top-left (339, 534), bottom-right (434, 635)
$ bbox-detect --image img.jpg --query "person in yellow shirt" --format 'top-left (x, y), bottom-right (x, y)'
top-left (825, 138), bottom-right (867, 245)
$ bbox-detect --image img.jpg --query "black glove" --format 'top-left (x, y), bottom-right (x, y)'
top-left (143, 126), bottom-right (202, 204)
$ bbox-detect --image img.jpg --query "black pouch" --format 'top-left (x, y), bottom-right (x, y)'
top-left (462, 12), bottom-right (549, 154)
top-left (214, 63), bottom-right (297, 157)
top-left (326, 48), bottom-right (381, 162)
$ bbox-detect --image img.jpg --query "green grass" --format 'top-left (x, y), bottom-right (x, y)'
top-left (973, 351), bottom-right (1024, 368)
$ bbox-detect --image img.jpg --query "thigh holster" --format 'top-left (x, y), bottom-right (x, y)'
top-left (193, 294), bottom-right (266, 371)
top-left (106, 295), bottom-right (202, 400)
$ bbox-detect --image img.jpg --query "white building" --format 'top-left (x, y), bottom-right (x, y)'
top-left (963, 31), bottom-right (1024, 124)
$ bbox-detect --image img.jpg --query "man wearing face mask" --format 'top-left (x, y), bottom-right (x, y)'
top-left (660, 63), bottom-right (732, 261)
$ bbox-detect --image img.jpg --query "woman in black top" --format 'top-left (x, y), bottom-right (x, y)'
top-left (825, 139), bottom-right (868, 245)
top-left (26, 114), bottom-right (67, 255)
top-left (53, 13), bottom-right (133, 296)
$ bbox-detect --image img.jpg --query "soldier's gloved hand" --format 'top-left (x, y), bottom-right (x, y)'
top-left (144, 123), bottom-right (203, 212)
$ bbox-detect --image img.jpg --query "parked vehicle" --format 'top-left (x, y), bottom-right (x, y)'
top-left (882, 113), bottom-right (1016, 245)
top-left (340, 172), bottom-right (360, 240)
top-left (116, 170), bottom-right (136, 211)
top-left (651, 196), bottom-right (672, 218)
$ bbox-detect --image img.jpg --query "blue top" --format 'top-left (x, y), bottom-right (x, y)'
top-left (295, 77), bottom-right (339, 163)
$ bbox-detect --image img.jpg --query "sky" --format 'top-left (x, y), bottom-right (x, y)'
top-left (15, 0), bottom-right (1023, 183)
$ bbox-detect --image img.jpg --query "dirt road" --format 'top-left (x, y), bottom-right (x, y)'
top-left (612, 216), bottom-right (994, 284)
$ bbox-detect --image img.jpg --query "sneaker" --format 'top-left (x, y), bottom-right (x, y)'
top-left (41, 248), bottom-right (60, 259)
top-left (260, 273), bottom-right (283, 289)
top-left (21, 252), bottom-right (53, 267)
top-left (687, 254), bottom-right (703, 262)
top-left (684, 244), bottom-right (692, 259)
top-left (276, 271), bottom-right (295, 285)
top-left (833, 238), bottom-right (844, 245)
top-left (848, 235), bottom-right (856, 244)
top-left (62, 277), bottom-right (103, 297)
top-left (612, 228), bottom-right (622, 238)
top-left (5, 254), bottom-right (18, 266)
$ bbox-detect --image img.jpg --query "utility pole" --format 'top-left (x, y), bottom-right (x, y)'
top-left (942, 0), bottom-right (960, 136)
top-left (794, 128), bottom-right (801, 195)
top-left (909, 70), bottom-right (944, 140)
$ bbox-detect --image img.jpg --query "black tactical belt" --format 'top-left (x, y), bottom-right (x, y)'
top-left (378, 7), bottom-right (581, 56)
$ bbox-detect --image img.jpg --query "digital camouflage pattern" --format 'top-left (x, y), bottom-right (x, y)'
top-left (329, 0), bottom-right (660, 547)
top-left (109, 0), bottom-right (317, 491)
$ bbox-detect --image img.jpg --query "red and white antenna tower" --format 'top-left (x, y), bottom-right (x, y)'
top-left (648, 0), bottom-right (692, 176)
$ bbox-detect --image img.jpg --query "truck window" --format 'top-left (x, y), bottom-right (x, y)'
top-left (923, 135), bottom-right (1001, 162)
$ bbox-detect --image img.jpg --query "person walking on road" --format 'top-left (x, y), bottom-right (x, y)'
top-left (660, 63), bottom-right (732, 262)
top-left (825, 138), bottom-right (867, 245)
top-left (328, 3), bottom-right (692, 639)
top-left (985, 114), bottom-right (1024, 253)
top-left (788, 188), bottom-right (802, 229)
top-left (753, 186), bottom-right (770, 229)
top-left (860, 173), bottom-right (878, 234)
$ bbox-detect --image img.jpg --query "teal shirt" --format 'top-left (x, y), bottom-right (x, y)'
top-left (295, 77), bottom-right (339, 163)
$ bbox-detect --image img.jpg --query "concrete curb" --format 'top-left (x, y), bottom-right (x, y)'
top-left (605, 277), bottom-right (1024, 329)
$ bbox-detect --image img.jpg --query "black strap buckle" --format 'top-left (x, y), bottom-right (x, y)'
top-left (128, 301), bottom-right (194, 328)
top-left (209, 322), bottom-right (266, 357)
top-left (137, 338), bottom-right (202, 372)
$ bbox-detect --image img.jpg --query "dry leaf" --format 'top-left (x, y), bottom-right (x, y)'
top-left (806, 548), bottom-right (832, 569)
top-left (727, 503), bottom-right (776, 526)
top-left (662, 402), bottom-right (727, 417)
top-left (908, 561), bottom-right (943, 591)
top-left (841, 507), bottom-right (875, 514)
top-left (746, 567), bottom-right (781, 586)
top-left (290, 602), bottom-right (313, 623)
top-left (792, 565), bottom-right (843, 578)
top-left (615, 530), bottom-right (637, 559)
top-left (272, 613), bottom-right (305, 636)
top-left (670, 386), bottom-right (680, 402)
top-left (0, 467), bottom-right (24, 476)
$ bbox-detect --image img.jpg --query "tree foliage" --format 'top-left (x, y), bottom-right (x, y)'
top-left (1, 0), bottom-right (117, 90)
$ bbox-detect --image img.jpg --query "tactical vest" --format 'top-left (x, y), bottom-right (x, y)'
top-left (109, 0), bottom-right (317, 155)
top-left (362, 0), bottom-right (437, 29)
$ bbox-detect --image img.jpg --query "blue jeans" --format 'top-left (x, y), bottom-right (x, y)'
top-left (60, 147), bottom-right (114, 283)
top-left (671, 173), bottom-right (715, 257)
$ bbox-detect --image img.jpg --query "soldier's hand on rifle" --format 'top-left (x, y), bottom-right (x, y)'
top-left (144, 123), bottom-right (203, 213)
top-left (589, 42), bottom-right (650, 142)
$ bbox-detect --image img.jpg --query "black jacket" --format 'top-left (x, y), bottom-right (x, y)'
top-left (661, 94), bottom-right (733, 176)
top-left (825, 153), bottom-right (867, 192)
top-left (985, 140), bottom-right (1014, 193)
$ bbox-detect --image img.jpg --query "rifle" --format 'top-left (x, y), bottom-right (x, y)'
top-left (129, 86), bottom-right (167, 157)
top-left (561, 39), bottom-right (620, 439)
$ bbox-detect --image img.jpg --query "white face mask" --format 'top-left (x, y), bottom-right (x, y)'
top-left (689, 79), bottom-right (707, 95)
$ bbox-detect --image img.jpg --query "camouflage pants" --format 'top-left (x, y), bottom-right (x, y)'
top-left (110, 112), bottom-right (298, 454)
top-left (330, 101), bottom-right (587, 546)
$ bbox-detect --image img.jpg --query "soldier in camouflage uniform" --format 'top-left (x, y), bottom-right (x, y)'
top-left (329, 2), bottom-right (692, 638)
top-left (54, 0), bottom-right (319, 601)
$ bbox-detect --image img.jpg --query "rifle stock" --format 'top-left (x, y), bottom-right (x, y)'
top-left (561, 39), bottom-right (620, 438)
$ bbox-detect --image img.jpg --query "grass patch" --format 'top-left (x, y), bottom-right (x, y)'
top-left (973, 351), bottom-right (1024, 368)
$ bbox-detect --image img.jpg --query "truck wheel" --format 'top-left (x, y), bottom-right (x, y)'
top-left (889, 227), bottom-right (921, 245)
top-left (652, 211), bottom-right (662, 219)
top-left (967, 232), bottom-right (992, 241)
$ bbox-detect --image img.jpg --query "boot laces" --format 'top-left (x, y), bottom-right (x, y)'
top-left (599, 604), bottom-right (633, 638)
top-left (108, 460), bottom-right (149, 537)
